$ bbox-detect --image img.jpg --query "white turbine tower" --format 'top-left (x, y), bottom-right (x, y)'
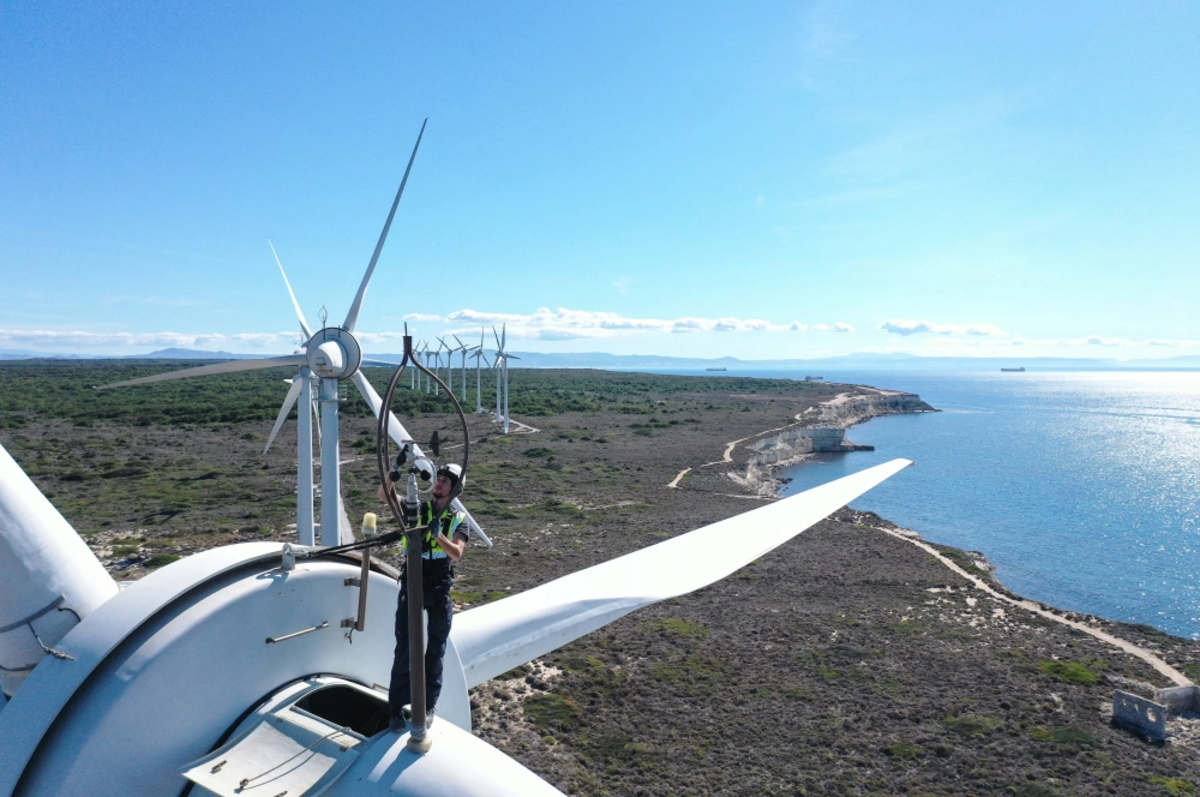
top-left (451, 335), bottom-right (470, 403)
top-left (427, 342), bottom-right (437, 393)
top-left (438, 337), bottom-right (460, 397)
top-left (96, 121), bottom-right (487, 547)
top-left (470, 343), bottom-right (488, 414)
top-left (493, 324), bottom-right (519, 434)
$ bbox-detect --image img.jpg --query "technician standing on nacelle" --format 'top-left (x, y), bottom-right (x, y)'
top-left (379, 462), bottom-right (468, 732)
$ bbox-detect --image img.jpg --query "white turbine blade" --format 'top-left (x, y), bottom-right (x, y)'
top-left (268, 239), bottom-right (313, 339)
top-left (452, 334), bottom-right (465, 349)
top-left (351, 370), bottom-right (422, 450)
top-left (343, 118), bottom-right (428, 333)
top-left (492, 326), bottom-right (501, 349)
top-left (263, 375), bottom-right (305, 454)
top-left (96, 354), bottom-right (308, 389)
top-left (501, 323), bottom-right (506, 350)
top-left (451, 458), bottom-right (913, 687)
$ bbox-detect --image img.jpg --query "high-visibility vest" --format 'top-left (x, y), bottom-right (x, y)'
top-left (401, 501), bottom-right (465, 560)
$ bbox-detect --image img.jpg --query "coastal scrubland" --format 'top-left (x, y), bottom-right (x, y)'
top-left (2, 360), bottom-right (1198, 796)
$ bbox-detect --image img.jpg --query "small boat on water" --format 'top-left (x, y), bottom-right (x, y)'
top-left (805, 375), bottom-right (824, 381)
top-left (1000, 367), bottom-right (1026, 372)
top-left (706, 367), bottom-right (727, 371)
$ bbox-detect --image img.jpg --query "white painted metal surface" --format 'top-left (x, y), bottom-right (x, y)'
top-left (0, 544), bottom-right (404, 797)
top-left (333, 720), bottom-right (567, 797)
top-left (183, 719), bottom-right (360, 796)
top-left (0, 440), bottom-right (117, 697)
top-left (320, 376), bottom-right (344, 546)
top-left (452, 458), bottom-right (913, 687)
top-left (298, 369), bottom-right (317, 546)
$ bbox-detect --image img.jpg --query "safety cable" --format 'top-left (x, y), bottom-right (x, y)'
top-left (236, 724), bottom-right (352, 790)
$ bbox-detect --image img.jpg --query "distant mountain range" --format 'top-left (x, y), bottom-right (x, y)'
top-left (5, 346), bottom-right (1200, 371)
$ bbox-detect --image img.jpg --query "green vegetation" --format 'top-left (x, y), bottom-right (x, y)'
top-left (524, 693), bottom-right (583, 732)
top-left (638, 618), bottom-right (710, 639)
top-left (1148, 776), bottom-right (1195, 796)
top-left (1028, 725), bottom-right (1096, 747)
top-left (1008, 785), bottom-right (1060, 797)
top-left (1038, 660), bottom-right (1100, 686)
top-left (648, 654), bottom-right (725, 691)
top-left (941, 714), bottom-right (1004, 738)
top-left (885, 742), bottom-right (923, 760)
top-left (0, 361), bottom-right (820, 429)
top-left (889, 619), bottom-right (922, 634)
top-left (143, 554), bottom-right (181, 569)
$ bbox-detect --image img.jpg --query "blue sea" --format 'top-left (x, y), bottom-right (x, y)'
top-left (668, 369), bottom-right (1200, 639)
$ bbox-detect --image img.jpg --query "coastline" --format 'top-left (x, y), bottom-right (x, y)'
top-left (730, 385), bottom-right (937, 498)
top-left (737, 384), bottom-right (1199, 672)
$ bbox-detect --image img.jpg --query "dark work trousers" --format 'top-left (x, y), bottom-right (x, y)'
top-left (389, 559), bottom-right (454, 717)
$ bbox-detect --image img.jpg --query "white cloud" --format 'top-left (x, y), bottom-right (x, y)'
top-left (404, 307), bottom-right (855, 340)
top-left (878, 319), bottom-right (1005, 337)
top-left (0, 328), bottom-right (240, 349)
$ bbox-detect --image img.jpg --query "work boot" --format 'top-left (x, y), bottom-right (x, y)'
top-left (389, 705), bottom-right (413, 733)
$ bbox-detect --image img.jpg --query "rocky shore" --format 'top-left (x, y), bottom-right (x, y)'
top-left (733, 387), bottom-right (936, 497)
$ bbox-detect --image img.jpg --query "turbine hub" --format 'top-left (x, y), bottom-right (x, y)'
top-left (305, 327), bottom-right (362, 380)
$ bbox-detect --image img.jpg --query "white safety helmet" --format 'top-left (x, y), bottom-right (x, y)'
top-left (437, 463), bottom-right (464, 493)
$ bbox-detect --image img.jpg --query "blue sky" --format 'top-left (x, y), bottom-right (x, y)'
top-left (2, 1), bottom-right (1197, 360)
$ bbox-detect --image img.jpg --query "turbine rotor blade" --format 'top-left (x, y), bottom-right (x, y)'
top-left (343, 118), bottom-right (428, 333)
top-left (96, 354), bottom-right (308, 390)
top-left (263, 375), bottom-right (305, 454)
top-left (268, 239), bottom-right (313, 339)
top-left (451, 458), bottom-right (913, 687)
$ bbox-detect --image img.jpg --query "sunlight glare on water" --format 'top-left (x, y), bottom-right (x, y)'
top-left (774, 370), bottom-right (1200, 639)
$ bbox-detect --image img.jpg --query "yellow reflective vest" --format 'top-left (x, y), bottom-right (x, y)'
top-left (400, 500), bottom-right (465, 560)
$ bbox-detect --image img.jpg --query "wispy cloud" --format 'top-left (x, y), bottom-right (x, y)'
top-left (406, 308), bottom-right (855, 341)
top-left (796, 1), bottom-right (854, 90)
top-left (613, 276), bottom-right (635, 295)
top-left (826, 91), bottom-right (1030, 180)
top-left (878, 319), bottom-right (1005, 337)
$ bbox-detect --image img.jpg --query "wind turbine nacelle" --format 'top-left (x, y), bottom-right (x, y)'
top-left (306, 328), bottom-right (362, 380)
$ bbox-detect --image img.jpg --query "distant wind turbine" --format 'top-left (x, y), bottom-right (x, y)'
top-left (493, 324), bottom-right (519, 434)
top-left (451, 334), bottom-right (469, 402)
top-left (470, 337), bottom-right (488, 415)
top-left (97, 120), bottom-right (487, 546)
